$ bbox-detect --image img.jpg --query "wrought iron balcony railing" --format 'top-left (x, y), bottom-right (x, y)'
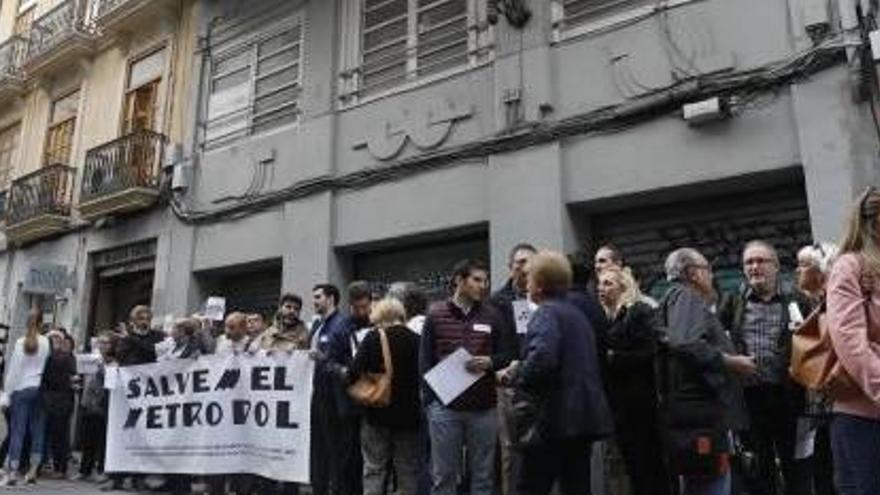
top-left (81, 129), bottom-right (166, 204)
top-left (6, 164), bottom-right (75, 226)
top-left (0, 36), bottom-right (27, 80)
top-left (27, 0), bottom-right (93, 62)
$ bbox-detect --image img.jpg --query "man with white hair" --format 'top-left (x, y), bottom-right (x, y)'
top-left (718, 240), bottom-right (810, 495)
top-left (659, 247), bottom-right (755, 495)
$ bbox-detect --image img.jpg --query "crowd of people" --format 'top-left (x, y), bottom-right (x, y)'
top-left (2, 188), bottom-right (880, 495)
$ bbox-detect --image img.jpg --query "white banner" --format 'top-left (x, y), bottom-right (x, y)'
top-left (106, 352), bottom-right (314, 483)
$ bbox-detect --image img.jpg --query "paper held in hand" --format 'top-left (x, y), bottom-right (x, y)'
top-left (424, 347), bottom-right (483, 406)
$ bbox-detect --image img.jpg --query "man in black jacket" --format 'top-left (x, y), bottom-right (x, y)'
top-left (660, 248), bottom-right (755, 494)
top-left (490, 243), bottom-right (536, 495)
top-left (718, 241), bottom-right (808, 495)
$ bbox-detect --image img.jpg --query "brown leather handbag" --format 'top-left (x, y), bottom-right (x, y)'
top-left (348, 328), bottom-right (393, 407)
top-left (790, 302), bottom-right (862, 401)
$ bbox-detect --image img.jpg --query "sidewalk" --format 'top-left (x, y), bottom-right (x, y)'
top-left (0, 479), bottom-right (126, 494)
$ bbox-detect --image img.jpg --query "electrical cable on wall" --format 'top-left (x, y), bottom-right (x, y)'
top-left (170, 34), bottom-right (849, 225)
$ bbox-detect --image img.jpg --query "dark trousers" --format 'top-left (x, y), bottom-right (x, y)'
top-left (45, 411), bottom-right (72, 474)
top-left (517, 436), bottom-right (592, 495)
top-left (742, 384), bottom-right (805, 495)
top-left (310, 390), bottom-right (362, 495)
top-left (613, 400), bottom-right (673, 495)
top-left (831, 413), bottom-right (880, 495)
top-left (813, 420), bottom-right (836, 495)
top-left (79, 412), bottom-right (106, 476)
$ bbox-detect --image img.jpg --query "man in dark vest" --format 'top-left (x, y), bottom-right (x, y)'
top-left (420, 259), bottom-right (515, 495)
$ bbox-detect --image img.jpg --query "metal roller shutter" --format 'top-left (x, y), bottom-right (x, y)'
top-left (354, 235), bottom-right (489, 302)
top-left (592, 185), bottom-right (813, 298)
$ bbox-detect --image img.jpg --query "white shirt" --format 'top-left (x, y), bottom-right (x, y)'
top-left (2, 335), bottom-right (50, 404)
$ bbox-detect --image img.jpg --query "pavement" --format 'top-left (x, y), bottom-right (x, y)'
top-left (0, 479), bottom-right (126, 494)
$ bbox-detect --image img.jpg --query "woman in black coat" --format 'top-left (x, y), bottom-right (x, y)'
top-left (597, 266), bottom-right (672, 495)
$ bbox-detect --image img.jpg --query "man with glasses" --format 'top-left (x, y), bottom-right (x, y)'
top-left (718, 240), bottom-right (808, 495)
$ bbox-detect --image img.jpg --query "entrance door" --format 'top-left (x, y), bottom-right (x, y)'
top-left (91, 270), bottom-right (154, 336)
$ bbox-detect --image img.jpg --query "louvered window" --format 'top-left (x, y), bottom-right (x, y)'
top-left (206, 20), bottom-right (303, 147)
top-left (557, 0), bottom-right (652, 31)
top-left (355, 0), bottom-right (489, 97)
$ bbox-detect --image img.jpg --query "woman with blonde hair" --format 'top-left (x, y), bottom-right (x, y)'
top-left (1, 308), bottom-right (50, 485)
top-left (826, 186), bottom-right (880, 494)
top-left (597, 265), bottom-right (672, 495)
top-left (341, 297), bottom-right (423, 495)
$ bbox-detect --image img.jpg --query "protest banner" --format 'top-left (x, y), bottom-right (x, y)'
top-left (105, 352), bottom-right (313, 483)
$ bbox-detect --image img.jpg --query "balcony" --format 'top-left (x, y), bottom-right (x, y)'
top-left (79, 129), bottom-right (166, 221)
top-left (5, 165), bottom-right (75, 245)
top-left (0, 36), bottom-right (27, 104)
top-left (92, 0), bottom-right (176, 39)
top-left (24, 0), bottom-right (96, 80)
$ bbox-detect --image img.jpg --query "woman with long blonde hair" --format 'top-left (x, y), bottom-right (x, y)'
top-left (826, 186), bottom-right (880, 494)
top-left (597, 265), bottom-right (672, 495)
top-left (1, 308), bottom-right (51, 485)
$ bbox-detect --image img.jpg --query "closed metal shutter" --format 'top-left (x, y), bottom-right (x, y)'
top-left (354, 235), bottom-right (489, 302)
top-left (592, 185), bottom-right (812, 298)
top-left (201, 266), bottom-right (282, 318)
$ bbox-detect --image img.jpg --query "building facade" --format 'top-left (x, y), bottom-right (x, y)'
top-left (0, 0), bottom-right (875, 348)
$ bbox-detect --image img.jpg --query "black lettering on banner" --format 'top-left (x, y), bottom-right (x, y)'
top-left (183, 402), bottom-right (203, 426)
top-left (254, 401), bottom-right (269, 426)
top-left (193, 370), bottom-right (210, 393)
top-left (144, 378), bottom-right (159, 398)
top-left (165, 403), bottom-right (181, 428)
top-left (276, 401), bottom-right (299, 429)
top-left (147, 406), bottom-right (163, 429)
top-left (127, 378), bottom-right (141, 399)
top-left (124, 408), bottom-right (143, 428)
top-left (174, 372), bottom-right (190, 394)
top-left (274, 367), bottom-right (294, 391)
top-left (205, 402), bottom-right (223, 426)
top-left (159, 376), bottom-right (174, 396)
top-left (215, 368), bottom-right (241, 391)
top-left (251, 367), bottom-right (271, 391)
top-left (232, 400), bottom-right (251, 425)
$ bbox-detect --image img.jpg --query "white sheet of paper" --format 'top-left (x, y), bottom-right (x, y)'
top-left (794, 418), bottom-right (816, 460)
top-left (76, 353), bottom-right (101, 375)
top-left (155, 337), bottom-right (175, 358)
top-left (424, 347), bottom-right (482, 406)
top-left (205, 296), bottom-right (226, 321)
top-left (104, 366), bottom-right (119, 390)
top-left (512, 300), bottom-right (535, 335)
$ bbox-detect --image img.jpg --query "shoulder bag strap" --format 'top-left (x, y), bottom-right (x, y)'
top-left (378, 328), bottom-right (393, 377)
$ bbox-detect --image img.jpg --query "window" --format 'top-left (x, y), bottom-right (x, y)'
top-left (357, 0), bottom-right (478, 96)
top-left (44, 91), bottom-right (79, 167)
top-left (0, 123), bottom-right (21, 190)
top-left (14, 0), bottom-right (36, 36)
top-left (124, 48), bottom-right (166, 133)
top-left (553, 0), bottom-right (657, 34)
top-left (205, 22), bottom-right (303, 147)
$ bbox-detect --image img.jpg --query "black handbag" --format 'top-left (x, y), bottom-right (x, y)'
top-left (506, 387), bottom-right (549, 448)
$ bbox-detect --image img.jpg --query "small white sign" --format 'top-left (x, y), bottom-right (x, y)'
top-left (512, 300), bottom-right (536, 335)
top-left (424, 347), bottom-right (482, 406)
top-left (205, 297), bottom-right (227, 322)
top-left (75, 353), bottom-right (101, 375)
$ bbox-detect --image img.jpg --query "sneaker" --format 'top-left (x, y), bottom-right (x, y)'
top-left (93, 473), bottom-right (109, 483)
top-left (24, 465), bottom-right (39, 484)
top-left (0, 471), bottom-right (19, 486)
top-left (69, 472), bottom-right (87, 481)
